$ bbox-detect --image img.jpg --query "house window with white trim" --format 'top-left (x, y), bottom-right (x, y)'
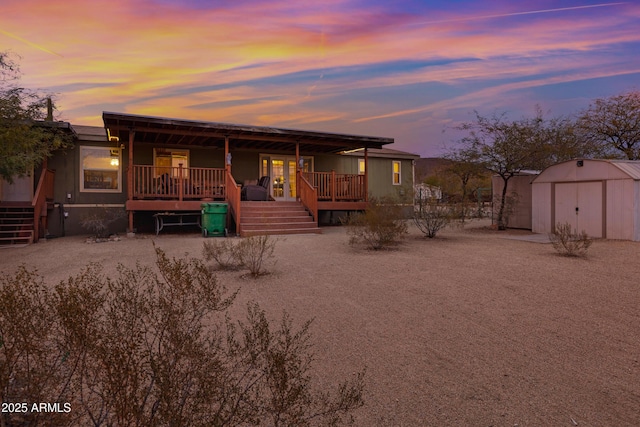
top-left (358, 158), bottom-right (365, 175)
top-left (80, 146), bottom-right (122, 192)
top-left (392, 160), bottom-right (401, 185)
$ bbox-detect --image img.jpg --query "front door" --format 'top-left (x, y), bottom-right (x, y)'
top-left (270, 157), bottom-right (297, 201)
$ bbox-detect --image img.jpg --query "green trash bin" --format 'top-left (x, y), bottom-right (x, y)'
top-left (201, 202), bottom-right (228, 237)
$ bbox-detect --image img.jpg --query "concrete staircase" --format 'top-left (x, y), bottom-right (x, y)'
top-left (0, 204), bottom-right (35, 247)
top-left (239, 201), bottom-right (321, 236)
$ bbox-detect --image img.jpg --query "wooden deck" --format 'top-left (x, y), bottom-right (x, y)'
top-left (128, 165), bottom-right (369, 234)
top-left (132, 165), bottom-right (226, 200)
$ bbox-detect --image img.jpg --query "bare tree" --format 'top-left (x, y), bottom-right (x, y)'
top-left (577, 90), bottom-right (640, 160)
top-left (455, 111), bottom-right (550, 229)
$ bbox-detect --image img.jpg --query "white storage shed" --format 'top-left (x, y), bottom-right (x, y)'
top-left (532, 159), bottom-right (640, 241)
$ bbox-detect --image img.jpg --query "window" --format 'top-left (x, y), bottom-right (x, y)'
top-left (358, 159), bottom-right (365, 175)
top-left (154, 148), bottom-right (189, 178)
top-left (392, 160), bottom-right (401, 185)
top-left (80, 146), bottom-right (121, 192)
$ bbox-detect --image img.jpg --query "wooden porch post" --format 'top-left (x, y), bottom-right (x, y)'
top-left (127, 129), bottom-right (135, 232)
top-left (178, 163), bottom-right (184, 201)
top-left (224, 135), bottom-right (230, 174)
top-left (295, 141), bottom-right (300, 201)
top-left (364, 147), bottom-right (369, 202)
top-left (331, 170), bottom-right (336, 202)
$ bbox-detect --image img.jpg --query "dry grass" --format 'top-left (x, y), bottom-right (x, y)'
top-left (2, 219), bottom-right (639, 425)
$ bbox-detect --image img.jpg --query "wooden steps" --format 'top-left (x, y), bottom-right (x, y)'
top-left (239, 201), bottom-right (321, 237)
top-left (0, 205), bottom-right (35, 247)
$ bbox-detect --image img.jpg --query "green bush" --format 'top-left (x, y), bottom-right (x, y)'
top-left (0, 247), bottom-right (364, 426)
top-left (345, 196), bottom-right (408, 250)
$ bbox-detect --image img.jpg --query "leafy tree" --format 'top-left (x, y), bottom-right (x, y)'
top-left (0, 51), bottom-right (72, 182)
top-left (577, 90), bottom-right (640, 160)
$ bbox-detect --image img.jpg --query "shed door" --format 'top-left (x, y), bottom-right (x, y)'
top-left (554, 181), bottom-right (603, 238)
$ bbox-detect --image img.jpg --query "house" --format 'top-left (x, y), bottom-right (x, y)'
top-left (1, 112), bottom-right (419, 242)
top-left (532, 159), bottom-right (640, 241)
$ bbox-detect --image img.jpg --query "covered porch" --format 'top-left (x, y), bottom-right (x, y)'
top-left (103, 112), bottom-right (393, 235)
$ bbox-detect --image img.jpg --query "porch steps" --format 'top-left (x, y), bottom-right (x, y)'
top-left (0, 204), bottom-right (35, 247)
top-left (239, 201), bottom-right (321, 237)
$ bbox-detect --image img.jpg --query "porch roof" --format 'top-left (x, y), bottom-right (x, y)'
top-left (103, 112), bottom-right (394, 154)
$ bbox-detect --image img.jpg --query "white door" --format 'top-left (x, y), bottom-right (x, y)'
top-left (554, 181), bottom-right (603, 238)
top-left (269, 157), bottom-right (297, 201)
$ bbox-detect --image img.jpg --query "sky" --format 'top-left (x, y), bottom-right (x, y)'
top-left (1, 0), bottom-right (639, 157)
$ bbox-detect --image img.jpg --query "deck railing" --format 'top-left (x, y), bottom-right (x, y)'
top-left (298, 172), bottom-right (318, 221)
top-left (32, 168), bottom-right (55, 242)
top-left (225, 169), bottom-right (241, 235)
top-left (131, 165), bottom-right (225, 200)
top-left (303, 171), bottom-right (365, 201)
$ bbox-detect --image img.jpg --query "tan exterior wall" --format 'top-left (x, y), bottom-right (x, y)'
top-left (492, 174), bottom-right (535, 229)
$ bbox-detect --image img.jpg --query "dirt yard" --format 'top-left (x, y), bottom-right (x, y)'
top-left (2, 220), bottom-right (639, 426)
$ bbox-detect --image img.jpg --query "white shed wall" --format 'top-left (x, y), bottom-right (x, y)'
top-left (635, 181), bottom-right (640, 242)
top-left (606, 179), bottom-right (635, 240)
top-left (531, 182), bottom-right (551, 234)
top-left (532, 160), bottom-right (640, 241)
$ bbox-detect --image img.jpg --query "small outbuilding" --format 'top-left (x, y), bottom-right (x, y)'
top-left (532, 159), bottom-right (640, 241)
top-left (492, 171), bottom-right (538, 229)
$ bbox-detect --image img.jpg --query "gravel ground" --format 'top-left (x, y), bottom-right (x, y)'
top-left (1, 220), bottom-right (639, 426)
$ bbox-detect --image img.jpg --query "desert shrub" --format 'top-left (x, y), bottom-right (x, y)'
top-left (203, 235), bottom-right (278, 276)
top-left (413, 198), bottom-right (453, 238)
top-left (345, 196), bottom-right (408, 250)
top-left (0, 248), bottom-right (364, 426)
top-left (549, 222), bottom-right (593, 257)
top-left (0, 268), bottom-right (74, 427)
top-left (238, 234), bottom-right (278, 277)
top-left (203, 238), bottom-right (245, 270)
top-left (80, 207), bottom-right (126, 239)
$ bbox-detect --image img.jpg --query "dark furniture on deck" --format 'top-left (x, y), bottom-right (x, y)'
top-left (241, 176), bottom-right (270, 201)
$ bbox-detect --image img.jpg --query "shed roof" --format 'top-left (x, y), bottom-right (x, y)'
top-left (533, 159), bottom-right (640, 183)
top-left (102, 112), bottom-right (394, 154)
top-left (608, 160), bottom-right (640, 180)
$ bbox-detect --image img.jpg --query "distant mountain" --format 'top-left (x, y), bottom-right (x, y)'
top-left (414, 157), bottom-right (451, 183)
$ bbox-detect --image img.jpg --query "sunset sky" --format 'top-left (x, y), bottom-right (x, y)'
top-left (2, 0), bottom-right (639, 156)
